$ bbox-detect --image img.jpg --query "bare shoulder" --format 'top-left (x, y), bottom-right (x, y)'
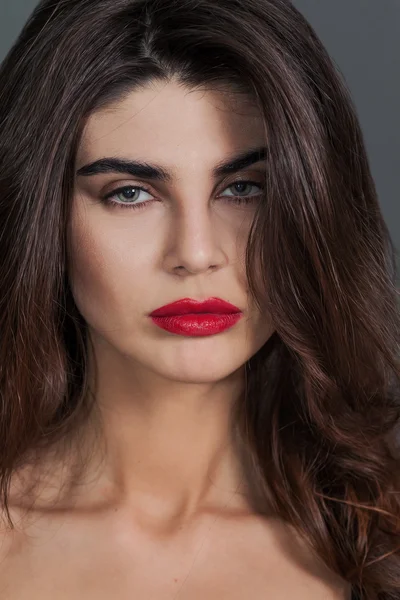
top-left (0, 513), bottom-right (24, 598)
top-left (0, 498), bottom-right (352, 600)
top-left (235, 515), bottom-right (352, 600)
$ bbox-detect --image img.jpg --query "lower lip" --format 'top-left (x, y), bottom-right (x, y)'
top-left (150, 313), bottom-right (243, 336)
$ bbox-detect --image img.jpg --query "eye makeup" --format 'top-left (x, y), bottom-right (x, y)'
top-left (100, 179), bottom-right (265, 211)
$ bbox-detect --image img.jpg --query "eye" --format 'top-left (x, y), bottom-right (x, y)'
top-left (100, 180), bottom-right (264, 211)
top-left (101, 185), bottom-right (154, 209)
top-left (218, 181), bottom-right (264, 205)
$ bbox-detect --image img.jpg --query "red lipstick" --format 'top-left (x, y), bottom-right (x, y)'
top-left (149, 297), bottom-right (243, 336)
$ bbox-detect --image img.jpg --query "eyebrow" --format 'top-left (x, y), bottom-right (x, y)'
top-left (75, 146), bottom-right (268, 182)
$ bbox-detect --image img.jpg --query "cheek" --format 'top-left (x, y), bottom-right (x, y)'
top-left (66, 211), bottom-right (146, 324)
top-left (229, 213), bottom-right (255, 291)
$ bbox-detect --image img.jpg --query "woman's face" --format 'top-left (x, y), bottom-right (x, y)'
top-left (69, 80), bottom-right (274, 384)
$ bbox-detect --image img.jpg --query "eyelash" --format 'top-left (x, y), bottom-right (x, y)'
top-left (101, 180), bottom-right (264, 211)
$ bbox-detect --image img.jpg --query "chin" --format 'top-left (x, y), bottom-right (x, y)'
top-left (144, 352), bottom-right (248, 385)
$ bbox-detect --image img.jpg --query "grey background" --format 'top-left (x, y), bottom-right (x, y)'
top-left (0, 0), bottom-right (399, 268)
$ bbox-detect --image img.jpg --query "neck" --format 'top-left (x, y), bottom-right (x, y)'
top-left (76, 338), bottom-right (250, 525)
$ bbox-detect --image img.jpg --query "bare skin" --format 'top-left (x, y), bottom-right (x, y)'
top-left (0, 80), bottom-right (351, 598)
top-left (0, 477), bottom-right (350, 600)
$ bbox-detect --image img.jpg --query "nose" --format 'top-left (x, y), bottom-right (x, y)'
top-left (163, 203), bottom-right (228, 276)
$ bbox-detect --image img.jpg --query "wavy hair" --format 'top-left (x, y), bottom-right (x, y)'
top-left (0, 0), bottom-right (399, 597)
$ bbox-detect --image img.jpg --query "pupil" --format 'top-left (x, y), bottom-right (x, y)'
top-left (234, 183), bottom-right (249, 194)
top-left (120, 187), bottom-right (137, 201)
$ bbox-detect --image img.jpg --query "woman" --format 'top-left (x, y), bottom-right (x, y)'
top-left (0, 0), bottom-right (398, 598)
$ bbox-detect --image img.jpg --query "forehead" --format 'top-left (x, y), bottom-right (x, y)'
top-left (76, 81), bottom-right (265, 168)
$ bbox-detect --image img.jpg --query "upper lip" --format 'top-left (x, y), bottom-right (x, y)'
top-left (150, 297), bottom-right (242, 317)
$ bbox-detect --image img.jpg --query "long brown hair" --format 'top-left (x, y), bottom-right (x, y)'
top-left (0, 0), bottom-right (399, 597)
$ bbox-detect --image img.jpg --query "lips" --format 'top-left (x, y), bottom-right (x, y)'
top-left (149, 297), bottom-right (243, 337)
top-left (150, 297), bottom-right (241, 317)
